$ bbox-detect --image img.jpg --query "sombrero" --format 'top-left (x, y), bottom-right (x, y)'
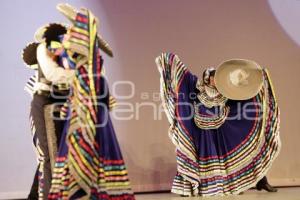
top-left (56, 3), bottom-right (113, 57)
top-left (214, 59), bottom-right (264, 100)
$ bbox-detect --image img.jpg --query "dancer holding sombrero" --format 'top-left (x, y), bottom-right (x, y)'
top-left (156, 53), bottom-right (280, 196)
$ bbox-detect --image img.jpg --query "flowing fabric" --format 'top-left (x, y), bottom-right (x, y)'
top-left (49, 8), bottom-right (134, 200)
top-left (156, 53), bottom-right (280, 196)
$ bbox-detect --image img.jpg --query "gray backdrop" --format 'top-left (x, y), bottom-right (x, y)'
top-left (0, 0), bottom-right (300, 199)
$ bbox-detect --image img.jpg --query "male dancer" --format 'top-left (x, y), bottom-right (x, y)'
top-left (23, 24), bottom-right (74, 200)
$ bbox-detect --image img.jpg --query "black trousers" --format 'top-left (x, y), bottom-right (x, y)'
top-left (27, 94), bottom-right (66, 200)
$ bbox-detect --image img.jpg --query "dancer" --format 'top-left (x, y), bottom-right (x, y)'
top-left (156, 53), bottom-right (280, 196)
top-left (23, 24), bottom-right (74, 200)
top-left (48, 4), bottom-right (135, 199)
top-left (208, 67), bottom-right (278, 193)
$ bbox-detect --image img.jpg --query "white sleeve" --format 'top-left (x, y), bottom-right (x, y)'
top-left (37, 43), bottom-right (75, 84)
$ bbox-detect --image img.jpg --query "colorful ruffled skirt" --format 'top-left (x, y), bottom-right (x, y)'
top-left (49, 77), bottom-right (135, 200)
top-left (156, 53), bottom-right (281, 196)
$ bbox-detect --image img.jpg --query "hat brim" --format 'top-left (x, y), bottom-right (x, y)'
top-left (57, 3), bottom-right (113, 57)
top-left (97, 34), bottom-right (113, 57)
top-left (214, 59), bottom-right (263, 100)
top-left (22, 42), bottom-right (39, 67)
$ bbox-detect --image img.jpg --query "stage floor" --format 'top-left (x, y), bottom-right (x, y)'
top-left (136, 187), bottom-right (300, 200)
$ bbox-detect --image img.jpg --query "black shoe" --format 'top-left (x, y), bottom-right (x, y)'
top-left (27, 196), bottom-right (38, 200)
top-left (256, 183), bottom-right (278, 192)
top-left (256, 176), bottom-right (278, 192)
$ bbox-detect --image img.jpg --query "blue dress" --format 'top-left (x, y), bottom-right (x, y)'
top-left (49, 75), bottom-right (135, 200)
top-left (48, 7), bottom-right (135, 200)
top-left (156, 53), bottom-right (280, 196)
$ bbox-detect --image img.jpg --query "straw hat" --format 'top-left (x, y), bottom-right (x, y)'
top-left (56, 3), bottom-right (113, 57)
top-left (214, 59), bottom-right (264, 100)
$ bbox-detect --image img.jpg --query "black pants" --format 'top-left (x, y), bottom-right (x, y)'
top-left (27, 94), bottom-right (66, 200)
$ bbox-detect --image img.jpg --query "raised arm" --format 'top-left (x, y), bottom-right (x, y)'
top-left (155, 53), bottom-right (188, 124)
